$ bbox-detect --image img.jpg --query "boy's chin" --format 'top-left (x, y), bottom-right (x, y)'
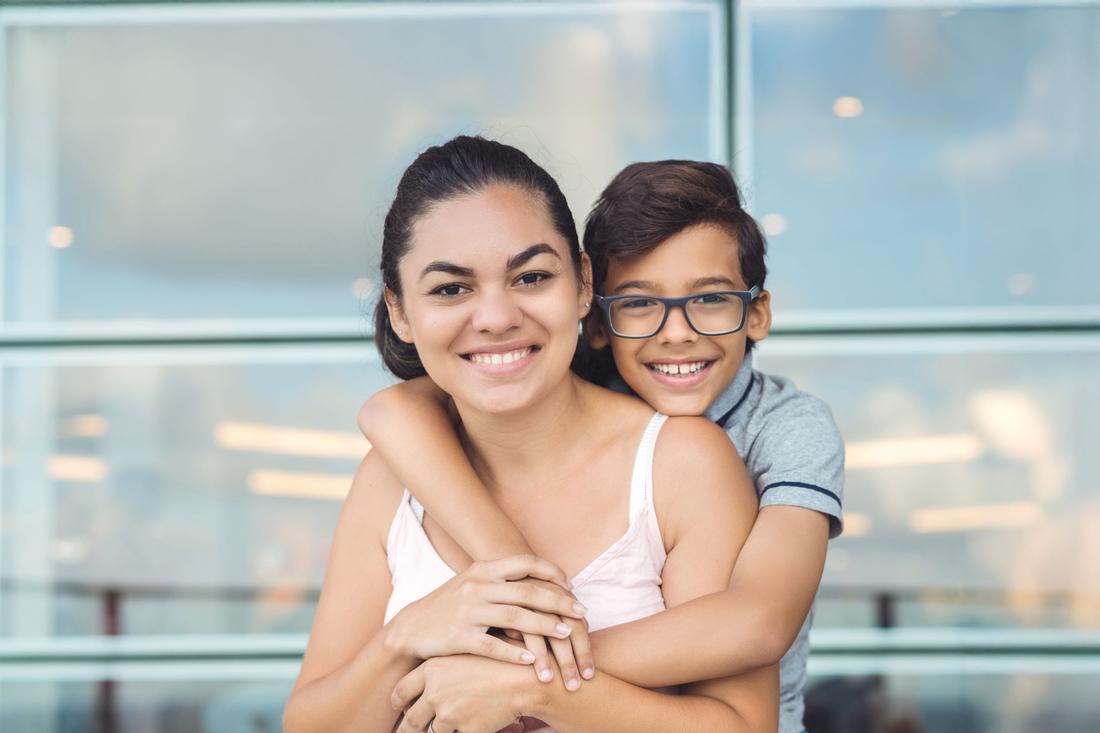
top-left (633, 385), bottom-right (713, 418)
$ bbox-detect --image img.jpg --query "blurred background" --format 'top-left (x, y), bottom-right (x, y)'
top-left (1, 0), bottom-right (1098, 731)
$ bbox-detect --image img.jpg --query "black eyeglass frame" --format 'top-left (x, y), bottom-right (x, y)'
top-left (593, 286), bottom-right (761, 339)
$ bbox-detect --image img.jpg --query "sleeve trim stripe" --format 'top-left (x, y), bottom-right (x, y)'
top-left (761, 481), bottom-right (841, 506)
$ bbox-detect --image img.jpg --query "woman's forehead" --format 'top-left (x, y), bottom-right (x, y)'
top-left (405, 187), bottom-right (566, 272)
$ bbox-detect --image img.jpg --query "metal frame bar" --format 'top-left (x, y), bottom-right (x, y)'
top-left (4, 630), bottom-right (1100, 681)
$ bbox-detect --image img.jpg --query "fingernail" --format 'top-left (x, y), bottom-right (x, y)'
top-left (566, 580), bottom-right (574, 591)
top-left (521, 652), bottom-right (535, 663)
top-left (573, 602), bottom-right (587, 616)
top-left (566, 678), bottom-right (580, 691)
top-left (539, 669), bottom-right (553, 682)
top-left (582, 667), bottom-right (594, 679)
top-left (556, 623), bottom-right (571, 637)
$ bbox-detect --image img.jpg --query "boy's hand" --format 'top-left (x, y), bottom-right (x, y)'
top-left (508, 577), bottom-right (594, 690)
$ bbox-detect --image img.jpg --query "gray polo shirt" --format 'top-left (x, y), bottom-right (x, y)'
top-left (702, 354), bottom-right (845, 733)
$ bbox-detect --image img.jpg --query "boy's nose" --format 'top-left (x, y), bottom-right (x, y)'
top-left (656, 305), bottom-right (699, 345)
top-left (470, 290), bottom-right (524, 334)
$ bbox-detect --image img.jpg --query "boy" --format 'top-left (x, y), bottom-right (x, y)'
top-left (361, 160), bottom-right (843, 733)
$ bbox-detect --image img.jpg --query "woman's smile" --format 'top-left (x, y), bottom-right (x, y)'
top-left (463, 344), bottom-right (540, 371)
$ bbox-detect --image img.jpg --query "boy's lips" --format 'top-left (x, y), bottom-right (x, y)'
top-left (644, 358), bottom-right (717, 387)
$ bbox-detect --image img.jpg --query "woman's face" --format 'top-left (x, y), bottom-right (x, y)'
top-left (387, 185), bottom-right (591, 417)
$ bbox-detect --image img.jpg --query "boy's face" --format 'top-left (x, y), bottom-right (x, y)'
top-left (587, 223), bottom-right (771, 417)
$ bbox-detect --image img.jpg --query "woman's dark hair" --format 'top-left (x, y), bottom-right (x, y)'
top-left (374, 135), bottom-right (582, 380)
top-left (575, 160), bottom-right (768, 383)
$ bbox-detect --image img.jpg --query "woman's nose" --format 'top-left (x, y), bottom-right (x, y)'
top-left (470, 290), bottom-right (524, 334)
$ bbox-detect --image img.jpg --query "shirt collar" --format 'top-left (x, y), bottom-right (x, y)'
top-left (704, 353), bottom-right (756, 428)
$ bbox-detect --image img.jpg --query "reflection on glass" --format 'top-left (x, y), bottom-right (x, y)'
top-left (0, 679), bottom-right (293, 732)
top-left (756, 341), bottom-right (1100, 630)
top-left (752, 6), bottom-right (1100, 310)
top-left (1, 350), bottom-right (387, 637)
top-left (2, 4), bottom-right (721, 323)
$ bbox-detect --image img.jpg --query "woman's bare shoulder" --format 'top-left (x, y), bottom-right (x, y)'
top-left (651, 415), bottom-right (755, 550)
top-left (341, 448), bottom-right (409, 551)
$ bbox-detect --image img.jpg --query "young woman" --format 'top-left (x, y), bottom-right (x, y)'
top-left (282, 137), bottom-right (778, 733)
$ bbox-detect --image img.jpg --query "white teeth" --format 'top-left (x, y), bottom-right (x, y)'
top-left (468, 347), bottom-right (533, 365)
top-left (650, 361), bottom-right (708, 376)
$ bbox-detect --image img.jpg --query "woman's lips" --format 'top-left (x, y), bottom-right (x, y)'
top-left (465, 346), bottom-right (535, 365)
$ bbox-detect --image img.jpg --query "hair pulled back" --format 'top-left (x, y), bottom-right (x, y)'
top-left (374, 136), bottom-right (582, 380)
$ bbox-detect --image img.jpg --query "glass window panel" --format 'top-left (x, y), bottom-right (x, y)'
top-left (2, 3), bottom-right (723, 324)
top-left (805, 673), bottom-right (1100, 733)
top-left (0, 679), bottom-right (293, 732)
top-left (1, 345), bottom-right (384, 637)
top-left (755, 336), bottom-right (1100, 630)
top-left (750, 6), bottom-right (1100, 311)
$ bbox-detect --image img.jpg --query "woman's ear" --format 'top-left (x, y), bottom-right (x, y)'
top-left (745, 289), bottom-right (772, 344)
top-left (384, 286), bottom-right (414, 344)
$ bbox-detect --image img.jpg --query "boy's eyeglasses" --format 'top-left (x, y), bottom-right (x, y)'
top-left (594, 286), bottom-right (760, 339)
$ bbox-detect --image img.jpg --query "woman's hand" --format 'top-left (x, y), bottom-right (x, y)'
top-left (392, 652), bottom-right (541, 733)
top-left (385, 555), bottom-right (587, 666)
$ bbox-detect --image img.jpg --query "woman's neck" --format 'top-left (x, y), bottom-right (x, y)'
top-left (454, 373), bottom-right (597, 492)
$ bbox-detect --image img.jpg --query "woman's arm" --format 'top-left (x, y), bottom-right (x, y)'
top-left (358, 378), bottom-right (534, 560)
top-left (283, 452), bottom-right (416, 733)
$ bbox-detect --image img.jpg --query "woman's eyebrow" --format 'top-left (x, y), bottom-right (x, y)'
top-left (419, 261), bottom-right (475, 281)
top-left (507, 243), bottom-right (560, 270)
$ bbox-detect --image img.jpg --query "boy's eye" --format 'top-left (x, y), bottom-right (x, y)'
top-left (621, 297), bottom-right (659, 310)
top-left (694, 293), bottom-right (731, 305)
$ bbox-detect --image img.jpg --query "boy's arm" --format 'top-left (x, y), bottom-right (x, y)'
top-left (357, 377), bottom-right (534, 560)
top-left (588, 504), bottom-right (829, 687)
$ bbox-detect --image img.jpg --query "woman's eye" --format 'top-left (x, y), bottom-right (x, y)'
top-left (517, 272), bottom-right (550, 286)
top-left (432, 283), bottom-right (469, 297)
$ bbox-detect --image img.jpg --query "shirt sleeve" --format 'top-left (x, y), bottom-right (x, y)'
top-left (745, 387), bottom-right (846, 539)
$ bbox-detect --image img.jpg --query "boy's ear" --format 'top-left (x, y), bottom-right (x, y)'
top-left (578, 254), bottom-right (594, 319)
top-left (384, 286), bottom-right (414, 344)
top-left (745, 289), bottom-right (772, 344)
top-left (582, 309), bottom-right (609, 350)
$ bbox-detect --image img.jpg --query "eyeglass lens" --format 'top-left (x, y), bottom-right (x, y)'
top-left (608, 293), bottom-right (745, 337)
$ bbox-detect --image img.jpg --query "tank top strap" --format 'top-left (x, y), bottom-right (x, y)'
top-left (628, 412), bottom-right (668, 523)
top-left (409, 494), bottom-right (425, 524)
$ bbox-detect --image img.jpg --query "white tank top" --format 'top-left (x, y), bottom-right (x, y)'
top-left (384, 412), bottom-right (669, 634)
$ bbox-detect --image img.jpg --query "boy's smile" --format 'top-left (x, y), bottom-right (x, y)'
top-left (587, 223), bottom-right (772, 417)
